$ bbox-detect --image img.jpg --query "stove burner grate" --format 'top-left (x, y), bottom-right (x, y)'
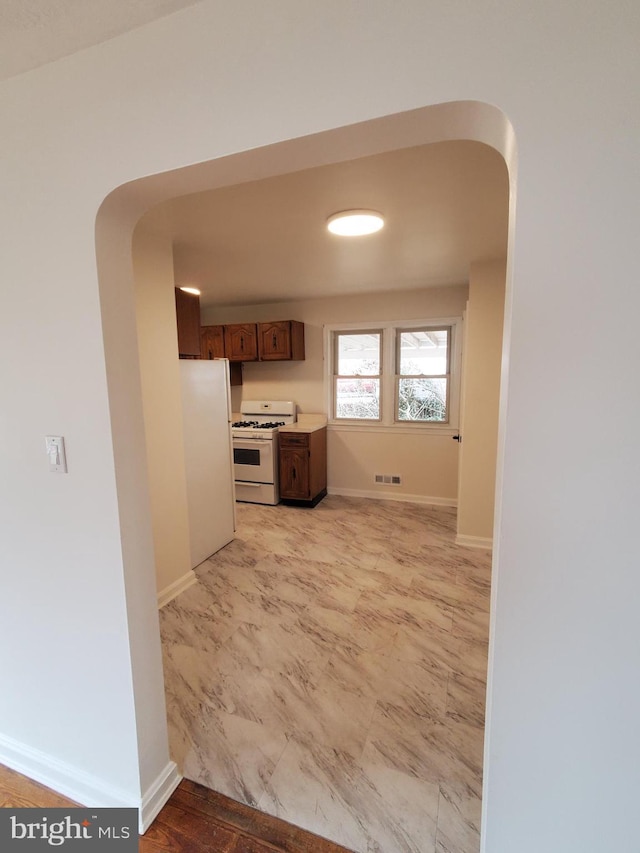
top-left (232, 420), bottom-right (286, 429)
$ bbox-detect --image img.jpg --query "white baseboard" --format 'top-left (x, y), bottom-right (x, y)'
top-left (157, 569), bottom-right (197, 609)
top-left (139, 761), bottom-right (182, 833)
top-left (0, 731), bottom-right (181, 835)
top-left (0, 730), bottom-right (135, 810)
top-left (327, 487), bottom-right (457, 507)
top-left (455, 533), bottom-right (493, 549)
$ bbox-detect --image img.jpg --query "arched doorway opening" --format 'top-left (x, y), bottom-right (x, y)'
top-left (95, 100), bottom-right (516, 842)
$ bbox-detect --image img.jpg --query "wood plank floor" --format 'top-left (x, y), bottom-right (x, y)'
top-left (0, 764), bottom-right (352, 853)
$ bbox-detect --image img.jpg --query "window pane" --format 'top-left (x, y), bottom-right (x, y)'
top-left (398, 378), bottom-right (447, 422)
top-left (336, 377), bottom-right (380, 419)
top-left (337, 333), bottom-right (380, 376)
top-left (399, 329), bottom-right (448, 376)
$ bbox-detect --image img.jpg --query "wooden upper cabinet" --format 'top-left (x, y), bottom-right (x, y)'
top-left (200, 319), bottom-right (304, 363)
top-left (224, 323), bottom-right (258, 361)
top-left (200, 324), bottom-right (243, 385)
top-left (174, 288), bottom-right (201, 357)
top-left (258, 320), bottom-right (305, 361)
top-left (200, 325), bottom-right (225, 360)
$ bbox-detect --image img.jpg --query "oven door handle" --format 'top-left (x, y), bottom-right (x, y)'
top-left (233, 439), bottom-right (273, 447)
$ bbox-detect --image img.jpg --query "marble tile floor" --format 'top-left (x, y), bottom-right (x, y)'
top-left (160, 496), bottom-right (492, 853)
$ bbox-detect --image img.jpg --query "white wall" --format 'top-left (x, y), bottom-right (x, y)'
top-left (132, 218), bottom-right (192, 598)
top-left (0, 3), bottom-right (638, 851)
top-left (457, 259), bottom-right (506, 544)
top-left (203, 285), bottom-right (467, 503)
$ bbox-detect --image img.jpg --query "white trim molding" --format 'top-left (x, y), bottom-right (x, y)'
top-left (157, 569), bottom-right (197, 609)
top-left (328, 486), bottom-right (457, 507)
top-left (0, 732), bottom-right (181, 835)
top-left (0, 731), bottom-right (134, 808)
top-left (139, 761), bottom-right (182, 834)
top-left (455, 533), bottom-right (493, 549)
top-left (324, 316), bottom-right (463, 431)
top-left (328, 423), bottom-right (459, 436)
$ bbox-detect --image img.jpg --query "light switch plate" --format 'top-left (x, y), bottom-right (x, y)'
top-left (45, 435), bottom-right (68, 473)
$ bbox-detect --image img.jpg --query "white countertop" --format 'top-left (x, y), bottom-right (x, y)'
top-left (279, 413), bottom-right (327, 434)
top-left (279, 423), bottom-right (326, 434)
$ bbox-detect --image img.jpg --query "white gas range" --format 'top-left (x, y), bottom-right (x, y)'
top-left (232, 400), bottom-right (296, 505)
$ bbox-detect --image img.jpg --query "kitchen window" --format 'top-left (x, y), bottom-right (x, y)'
top-left (396, 327), bottom-right (450, 423)
top-left (333, 330), bottom-right (382, 420)
top-left (326, 318), bottom-right (462, 431)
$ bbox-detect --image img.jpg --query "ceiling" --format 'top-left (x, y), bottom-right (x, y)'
top-left (0, 0), bottom-right (202, 81)
top-left (0, 5), bottom-right (509, 307)
top-left (163, 140), bottom-right (509, 308)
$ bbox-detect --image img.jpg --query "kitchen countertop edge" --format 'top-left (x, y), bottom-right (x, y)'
top-left (278, 423), bottom-right (327, 434)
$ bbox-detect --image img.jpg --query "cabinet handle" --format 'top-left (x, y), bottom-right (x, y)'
top-left (273, 334), bottom-right (277, 348)
top-left (240, 336), bottom-right (244, 352)
top-left (292, 467), bottom-right (296, 480)
top-left (208, 348), bottom-right (213, 360)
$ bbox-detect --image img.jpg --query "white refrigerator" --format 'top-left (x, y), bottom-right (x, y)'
top-left (179, 358), bottom-right (236, 568)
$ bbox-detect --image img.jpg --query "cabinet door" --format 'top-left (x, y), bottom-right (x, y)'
top-left (258, 321), bottom-right (291, 360)
top-left (201, 325), bottom-right (243, 385)
top-left (279, 447), bottom-right (310, 499)
top-left (200, 325), bottom-right (225, 360)
top-left (224, 323), bottom-right (258, 361)
top-left (258, 320), bottom-right (305, 361)
top-left (175, 288), bottom-right (201, 357)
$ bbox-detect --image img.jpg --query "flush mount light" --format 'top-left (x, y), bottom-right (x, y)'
top-left (179, 286), bottom-right (201, 295)
top-left (327, 210), bottom-right (385, 236)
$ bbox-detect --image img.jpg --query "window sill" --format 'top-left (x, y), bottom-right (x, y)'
top-left (328, 422), bottom-right (459, 436)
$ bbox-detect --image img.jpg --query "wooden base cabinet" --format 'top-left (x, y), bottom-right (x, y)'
top-left (279, 428), bottom-right (327, 507)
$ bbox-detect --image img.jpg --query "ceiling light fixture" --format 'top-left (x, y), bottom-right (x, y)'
top-left (179, 286), bottom-right (201, 295)
top-left (327, 210), bottom-right (385, 237)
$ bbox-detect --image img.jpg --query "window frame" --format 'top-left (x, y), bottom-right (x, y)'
top-left (332, 328), bottom-right (383, 422)
top-left (395, 325), bottom-right (451, 425)
top-left (325, 317), bottom-right (462, 433)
